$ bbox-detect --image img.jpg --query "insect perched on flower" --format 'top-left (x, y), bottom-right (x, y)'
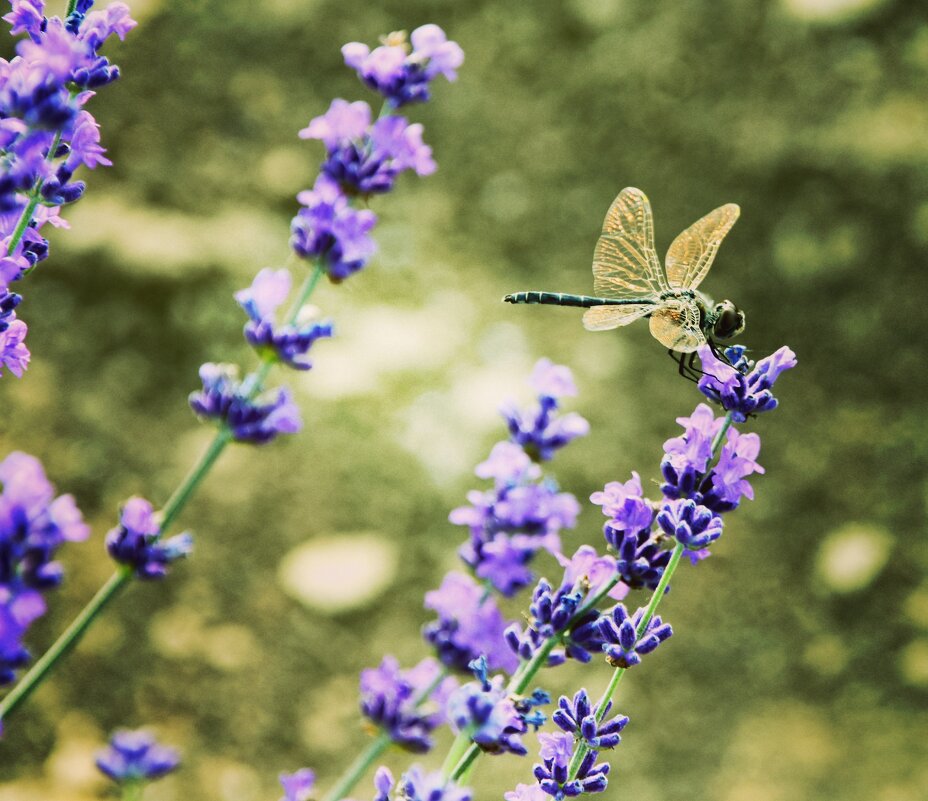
top-left (504, 188), bottom-right (745, 376)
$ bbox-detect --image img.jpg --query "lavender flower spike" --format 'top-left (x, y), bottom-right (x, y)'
top-left (279, 768), bottom-right (315, 801)
top-left (423, 571), bottom-right (518, 673)
top-left (447, 655), bottom-right (548, 756)
top-left (105, 497), bottom-right (192, 579)
top-left (598, 604), bottom-right (672, 669)
top-left (360, 655), bottom-right (457, 753)
top-left (552, 689), bottom-right (629, 750)
top-left (656, 498), bottom-right (724, 550)
top-left (501, 358), bottom-right (590, 462)
top-left (235, 267), bottom-right (334, 370)
top-left (342, 25), bottom-right (463, 108)
top-left (188, 362), bottom-right (302, 444)
top-left (533, 731), bottom-right (609, 799)
top-left (95, 728), bottom-right (180, 784)
top-left (697, 344), bottom-right (797, 423)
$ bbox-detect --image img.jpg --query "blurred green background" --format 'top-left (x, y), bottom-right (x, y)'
top-left (2, 0), bottom-right (928, 798)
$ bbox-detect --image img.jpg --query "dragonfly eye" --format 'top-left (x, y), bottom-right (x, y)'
top-left (712, 301), bottom-right (745, 340)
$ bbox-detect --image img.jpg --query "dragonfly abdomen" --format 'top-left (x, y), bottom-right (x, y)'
top-left (503, 292), bottom-right (654, 308)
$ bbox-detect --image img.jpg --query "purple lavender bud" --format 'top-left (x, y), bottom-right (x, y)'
top-left (697, 345), bottom-right (797, 423)
top-left (598, 605), bottom-right (672, 669)
top-left (290, 174), bottom-right (377, 281)
top-left (279, 768), bottom-right (315, 801)
top-left (0, 587), bottom-right (44, 684)
top-left (422, 571), bottom-right (518, 674)
top-left (656, 498), bottom-right (724, 550)
top-left (360, 656), bottom-right (457, 753)
top-left (701, 428), bottom-right (764, 512)
top-left (105, 497), bottom-right (192, 580)
top-left (500, 370), bottom-right (590, 461)
top-left (608, 528), bottom-right (672, 591)
top-left (3, 1), bottom-right (44, 40)
top-left (552, 689), bottom-right (629, 750)
top-left (447, 660), bottom-right (547, 756)
top-left (590, 472), bottom-right (654, 542)
top-left (452, 440), bottom-right (579, 597)
top-left (299, 100), bottom-right (435, 196)
top-left (188, 362), bottom-right (302, 444)
top-left (0, 451), bottom-right (89, 597)
top-left (236, 268), bottom-right (334, 370)
top-left (95, 728), bottom-right (180, 784)
top-left (0, 318), bottom-right (29, 377)
top-left (533, 731), bottom-right (609, 799)
top-left (341, 26), bottom-right (463, 108)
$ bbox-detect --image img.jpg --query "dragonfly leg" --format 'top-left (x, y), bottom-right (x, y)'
top-left (669, 349), bottom-right (700, 383)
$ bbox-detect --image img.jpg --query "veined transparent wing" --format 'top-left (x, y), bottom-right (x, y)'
top-left (582, 304), bottom-right (654, 331)
top-left (592, 188), bottom-right (668, 301)
top-left (648, 298), bottom-right (705, 352)
top-left (665, 202), bottom-right (740, 290)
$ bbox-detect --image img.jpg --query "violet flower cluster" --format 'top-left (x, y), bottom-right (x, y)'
top-left (0, 451), bottom-right (88, 685)
top-left (95, 728), bottom-right (180, 786)
top-left (451, 359), bottom-right (586, 598)
top-left (105, 497), bottom-right (192, 580)
top-left (0, 0), bottom-right (136, 377)
top-left (291, 25), bottom-right (461, 282)
top-left (360, 656), bottom-right (458, 753)
top-left (447, 656), bottom-right (549, 756)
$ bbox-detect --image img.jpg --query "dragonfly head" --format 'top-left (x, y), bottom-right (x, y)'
top-left (711, 300), bottom-right (745, 341)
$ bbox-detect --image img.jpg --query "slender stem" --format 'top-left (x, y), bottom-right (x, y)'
top-left (8, 125), bottom-right (65, 262)
top-left (121, 782), bottom-right (144, 801)
top-left (449, 743), bottom-right (481, 783)
top-left (441, 729), bottom-right (476, 779)
top-left (0, 265), bottom-right (330, 725)
top-left (321, 732), bottom-right (392, 801)
top-left (158, 428), bottom-right (232, 531)
top-left (593, 665), bottom-right (625, 724)
top-left (5, 196), bottom-right (40, 257)
top-left (66, 0), bottom-right (79, 16)
top-left (0, 567), bottom-right (132, 721)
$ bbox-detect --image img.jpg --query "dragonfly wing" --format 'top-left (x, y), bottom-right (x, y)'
top-left (665, 203), bottom-right (740, 290)
top-left (648, 299), bottom-right (705, 352)
top-left (582, 304), bottom-right (653, 331)
top-left (593, 188), bottom-right (669, 300)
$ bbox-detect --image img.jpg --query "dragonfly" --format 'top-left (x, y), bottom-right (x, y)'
top-left (504, 187), bottom-right (745, 377)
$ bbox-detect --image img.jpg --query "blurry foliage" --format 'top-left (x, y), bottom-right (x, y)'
top-left (2, 0), bottom-right (928, 799)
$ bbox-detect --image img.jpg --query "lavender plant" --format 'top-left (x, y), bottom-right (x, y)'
top-left (0, 11), bottom-right (803, 801)
top-left (263, 342), bottom-right (795, 801)
top-left (0, 0), bottom-right (135, 377)
top-left (0, 15), bottom-right (464, 735)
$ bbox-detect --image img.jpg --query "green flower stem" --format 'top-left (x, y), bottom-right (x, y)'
top-left (8, 119), bottom-right (68, 263)
top-left (449, 743), bottom-right (481, 783)
top-left (0, 264), bottom-right (328, 726)
top-left (120, 781), bottom-right (144, 801)
top-left (5, 195), bottom-right (40, 257)
top-left (0, 566), bottom-right (131, 722)
top-left (321, 732), bottom-right (392, 801)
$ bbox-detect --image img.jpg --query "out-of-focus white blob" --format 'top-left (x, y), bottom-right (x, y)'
top-left (278, 534), bottom-right (398, 612)
top-left (815, 523), bottom-right (891, 593)
top-left (782, 0), bottom-right (887, 22)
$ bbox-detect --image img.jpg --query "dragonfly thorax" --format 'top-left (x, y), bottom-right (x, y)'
top-left (706, 299), bottom-right (745, 341)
